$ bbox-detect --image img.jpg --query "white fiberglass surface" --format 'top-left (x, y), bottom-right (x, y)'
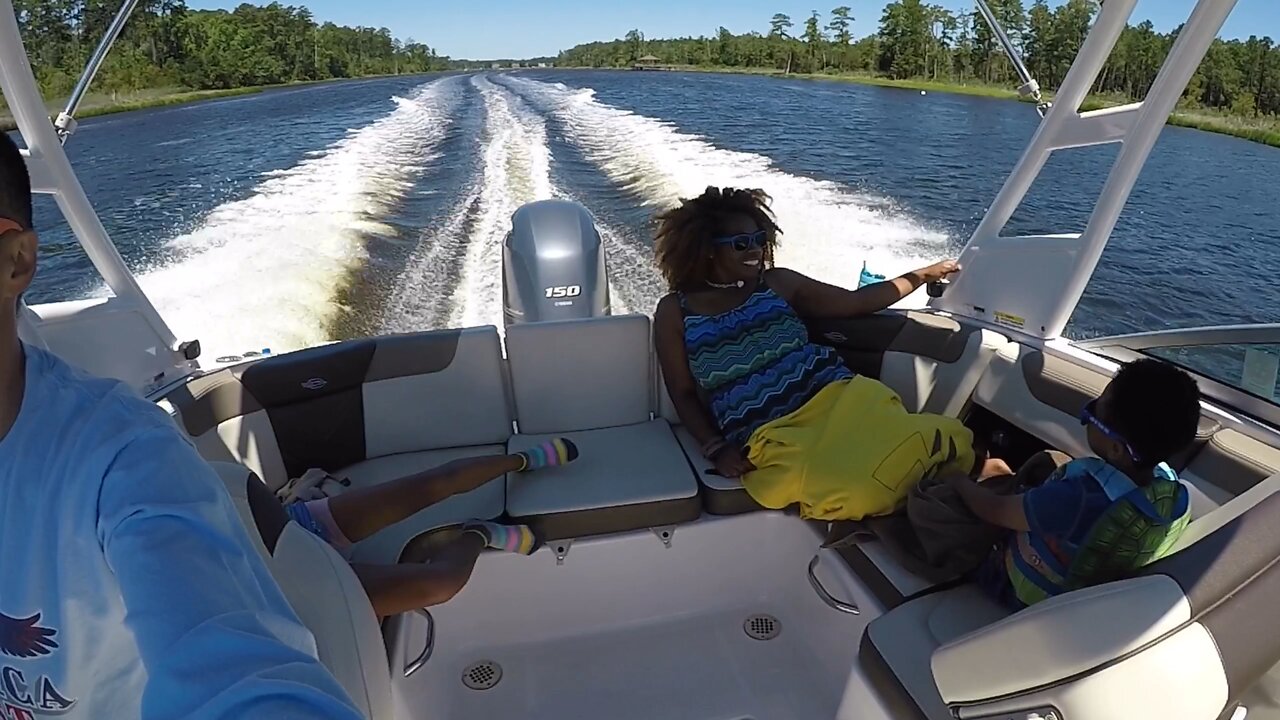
top-left (392, 512), bottom-right (898, 720)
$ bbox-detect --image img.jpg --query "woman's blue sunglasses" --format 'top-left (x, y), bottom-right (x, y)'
top-left (1080, 399), bottom-right (1141, 463)
top-left (712, 230), bottom-right (767, 252)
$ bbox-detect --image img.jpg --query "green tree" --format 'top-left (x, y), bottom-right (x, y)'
top-left (769, 13), bottom-right (793, 38)
top-left (625, 29), bottom-right (645, 63)
top-left (878, 0), bottom-right (931, 79)
top-left (802, 10), bottom-right (826, 71)
top-left (827, 6), bottom-right (852, 45)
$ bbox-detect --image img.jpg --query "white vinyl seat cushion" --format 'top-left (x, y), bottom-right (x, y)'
top-left (507, 420), bottom-right (701, 539)
top-left (342, 446), bottom-right (507, 564)
top-left (271, 523), bottom-right (394, 720)
top-left (860, 584), bottom-right (1010, 719)
top-left (208, 460), bottom-right (393, 719)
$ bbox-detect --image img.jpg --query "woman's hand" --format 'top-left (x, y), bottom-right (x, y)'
top-left (712, 445), bottom-right (756, 478)
top-left (913, 259), bottom-right (961, 284)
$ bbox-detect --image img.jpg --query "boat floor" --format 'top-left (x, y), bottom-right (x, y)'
top-left (391, 512), bottom-right (900, 719)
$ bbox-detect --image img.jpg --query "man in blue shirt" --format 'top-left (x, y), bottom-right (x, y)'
top-left (0, 132), bottom-right (362, 718)
top-left (949, 358), bottom-right (1201, 608)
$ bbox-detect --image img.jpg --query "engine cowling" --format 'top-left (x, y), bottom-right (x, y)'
top-left (502, 199), bottom-right (610, 325)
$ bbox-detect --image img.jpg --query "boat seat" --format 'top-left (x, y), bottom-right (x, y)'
top-left (209, 461), bottom-right (393, 720)
top-left (840, 470), bottom-right (1225, 612)
top-left (863, 470), bottom-right (1280, 720)
top-left (860, 583), bottom-right (1010, 719)
top-left (505, 315), bottom-right (701, 540)
top-left (656, 368), bottom-right (767, 516)
top-left (808, 310), bottom-right (1009, 417)
top-left (974, 345), bottom-right (1222, 471)
top-left (659, 311), bottom-right (1007, 515)
top-left (170, 328), bottom-right (515, 561)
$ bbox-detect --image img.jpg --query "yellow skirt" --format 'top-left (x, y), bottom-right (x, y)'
top-left (742, 376), bottom-right (975, 521)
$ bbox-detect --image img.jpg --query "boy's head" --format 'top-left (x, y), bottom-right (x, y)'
top-left (0, 132), bottom-right (37, 321)
top-left (1084, 358), bottom-right (1201, 470)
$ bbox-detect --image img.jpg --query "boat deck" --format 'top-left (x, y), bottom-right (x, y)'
top-left (393, 513), bottom-right (897, 719)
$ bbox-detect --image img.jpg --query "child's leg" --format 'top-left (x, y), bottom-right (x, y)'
top-left (1014, 450), bottom-right (1073, 488)
top-left (352, 532), bottom-right (486, 618)
top-left (977, 457), bottom-right (1015, 481)
top-left (327, 438), bottom-right (578, 543)
top-left (355, 518), bottom-right (546, 617)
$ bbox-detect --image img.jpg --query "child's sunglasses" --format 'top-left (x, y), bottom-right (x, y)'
top-left (711, 230), bottom-right (767, 252)
top-left (1080, 399), bottom-right (1142, 463)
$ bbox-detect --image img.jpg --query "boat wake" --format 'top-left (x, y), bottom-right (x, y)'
top-left (131, 71), bottom-right (956, 357)
top-left (133, 75), bottom-right (463, 357)
top-left (496, 75), bottom-right (952, 304)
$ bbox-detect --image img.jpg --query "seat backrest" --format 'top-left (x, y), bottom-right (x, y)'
top-left (659, 311), bottom-right (1005, 422)
top-left (360, 328), bottom-right (511, 456)
top-left (506, 314), bottom-right (653, 434)
top-left (170, 328), bottom-right (512, 488)
top-left (210, 461), bottom-right (393, 720)
top-left (930, 472), bottom-right (1280, 720)
top-left (810, 311), bottom-right (1008, 416)
top-left (975, 344), bottom-right (1223, 471)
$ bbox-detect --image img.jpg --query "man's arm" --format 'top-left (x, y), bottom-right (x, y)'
top-left (97, 428), bottom-right (363, 720)
top-left (946, 472), bottom-right (1031, 532)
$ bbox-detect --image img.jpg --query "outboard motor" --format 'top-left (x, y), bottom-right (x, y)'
top-left (502, 199), bottom-right (610, 325)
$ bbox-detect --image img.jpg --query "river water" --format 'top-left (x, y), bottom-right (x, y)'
top-left (21, 70), bottom-right (1280, 356)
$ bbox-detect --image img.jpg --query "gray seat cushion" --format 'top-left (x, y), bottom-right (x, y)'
top-left (507, 420), bottom-right (701, 540)
top-left (860, 584), bottom-right (1010, 719)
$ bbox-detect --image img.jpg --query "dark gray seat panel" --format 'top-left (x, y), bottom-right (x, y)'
top-left (170, 328), bottom-right (513, 492)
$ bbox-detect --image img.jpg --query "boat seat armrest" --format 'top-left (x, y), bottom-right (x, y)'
top-left (931, 575), bottom-right (1191, 704)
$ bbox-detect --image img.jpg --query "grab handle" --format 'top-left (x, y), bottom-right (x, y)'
top-left (808, 554), bottom-right (860, 615)
top-left (404, 609), bottom-right (435, 677)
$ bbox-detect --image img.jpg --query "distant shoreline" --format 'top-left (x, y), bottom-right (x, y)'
top-left (6, 67), bottom-right (1277, 150)
top-left (0, 73), bottom-right (434, 132)
top-left (605, 65), bottom-right (1280, 149)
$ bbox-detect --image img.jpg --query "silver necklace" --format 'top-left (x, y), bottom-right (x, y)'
top-left (706, 279), bottom-right (744, 289)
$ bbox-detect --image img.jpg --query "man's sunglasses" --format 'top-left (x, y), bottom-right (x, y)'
top-left (1080, 399), bottom-right (1141, 463)
top-left (712, 230), bottom-right (767, 252)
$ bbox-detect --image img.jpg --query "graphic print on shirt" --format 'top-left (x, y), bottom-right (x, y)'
top-left (0, 611), bottom-right (76, 718)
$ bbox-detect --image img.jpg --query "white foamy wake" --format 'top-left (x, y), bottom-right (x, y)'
top-left (133, 76), bottom-right (462, 357)
top-left (499, 75), bottom-right (953, 307)
top-left (447, 74), bottom-right (556, 329)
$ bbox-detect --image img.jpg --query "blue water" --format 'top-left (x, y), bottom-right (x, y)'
top-left (19, 69), bottom-right (1280, 354)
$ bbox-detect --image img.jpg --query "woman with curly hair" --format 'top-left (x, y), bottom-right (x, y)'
top-left (654, 186), bottom-right (974, 519)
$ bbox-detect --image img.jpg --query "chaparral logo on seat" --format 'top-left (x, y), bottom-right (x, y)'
top-left (301, 377), bottom-right (328, 391)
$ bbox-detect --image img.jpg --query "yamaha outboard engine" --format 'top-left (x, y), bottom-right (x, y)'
top-left (503, 199), bottom-right (610, 325)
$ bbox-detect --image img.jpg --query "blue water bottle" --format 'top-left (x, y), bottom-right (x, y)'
top-left (858, 261), bottom-right (886, 289)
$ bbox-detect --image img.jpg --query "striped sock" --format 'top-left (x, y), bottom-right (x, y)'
top-left (464, 521), bottom-right (540, 555)
top-left (515, 437), bottom-right (579, 472)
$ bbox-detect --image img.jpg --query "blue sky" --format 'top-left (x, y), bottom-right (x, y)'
top-left (191, 0), bottom-right (1278, 60)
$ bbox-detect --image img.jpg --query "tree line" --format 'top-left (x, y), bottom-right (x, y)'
top-left (558, 0), bottom-right (1280, 117)
top-left (12, 1), bottom-right (450, 98)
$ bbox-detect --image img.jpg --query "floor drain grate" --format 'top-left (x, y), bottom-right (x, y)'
top-left (743, 614), bottom-right (781, 641)
top-left (462, 660), bottom-right (503, 690)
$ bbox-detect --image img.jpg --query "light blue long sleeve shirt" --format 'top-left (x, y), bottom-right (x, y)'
top-left (0, 345), bottom-right (363, 719)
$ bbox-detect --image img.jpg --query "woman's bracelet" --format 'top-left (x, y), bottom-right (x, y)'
top-left (701, 437), bottom-right (729, 459)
